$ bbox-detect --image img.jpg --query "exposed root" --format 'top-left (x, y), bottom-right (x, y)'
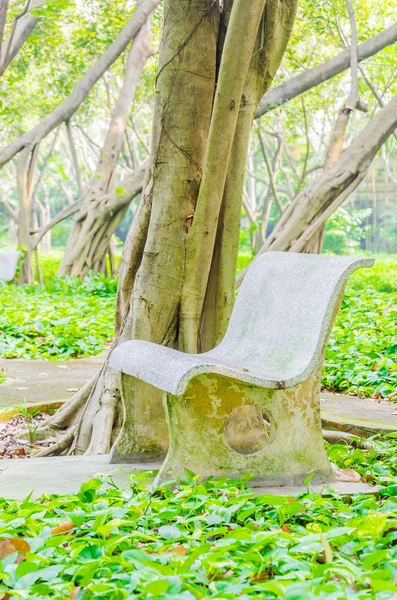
top-left (34, 426), bottom-right (77, 457)
top-left (87, 368), bottom-right (120, 454)
top-left (322, 429), bottom-right (375, 450)
top-left (35, 376), bottom-right (95, 438)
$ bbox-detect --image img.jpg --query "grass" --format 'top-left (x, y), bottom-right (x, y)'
top-left (0, 436), bottom-right (396, 599)
top-left (323, 258), bottom-right (397, 398)
top-left (0, 275), bottom-right (116, 360)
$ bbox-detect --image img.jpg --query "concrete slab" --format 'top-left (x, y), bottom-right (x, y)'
top-left (0, 456), bottom-right (162, 500)
top-left (0, 354), bottom-right (106, 408)
top-left (0, 455), bottom-right (376, 501)
top-left (321, 392), bottom-right (396, 434)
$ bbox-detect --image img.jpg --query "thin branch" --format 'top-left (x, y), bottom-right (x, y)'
top-left (256, 23), bottom-right (397, 117)
top-left (0, 197), bottom-right (18, 221)
top-left (0, 0), bottom-right (9, 62)
top-left (31, 200), bottom-right (82, 249)
top-left (257, 131), bottom-right (284, 214)
top-left (344, 0), bottom-right (359, 110)
top-left (66, 120), bottom-right (83, 196)
top-left (0, 0), bottom-right (33, 77)
top-left (358, 62), bottom-right (397, 142)
top-left (33, 126), bottom-right (60, 198)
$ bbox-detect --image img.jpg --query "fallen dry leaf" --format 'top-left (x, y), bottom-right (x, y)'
top-left (0, 537), bottom-right (30, 560)
top-left (9, 447), bottom-right (26, 457)
top-left (282, 524), bottom-right (292, 533)
top-left (51, 521), bottom-right (75, 535)
top-left (334, 468), bottom-right (361, 483)
top-left (173, 545), bottom-right (187, 556)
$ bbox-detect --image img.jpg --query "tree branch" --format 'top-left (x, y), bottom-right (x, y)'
top-left (0, 0), bottom-right (36, 77)
top-left (255, 23), bottom-right (397, 117)
top-left (66, 120), bottom-right (83, 196)
top-left (0, 0), bottom-right (161, 167)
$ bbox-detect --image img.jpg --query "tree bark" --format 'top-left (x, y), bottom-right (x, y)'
top-left (200, 0), bottom-right (297, 351)
top-left (0, 0), bottom-right (38, 77)
top-left (16, 144), bottom-right (39, 284)
top-left (179, 0), bottom-right (268, 353)
top-left (0, 0), bottom-right (9, 61)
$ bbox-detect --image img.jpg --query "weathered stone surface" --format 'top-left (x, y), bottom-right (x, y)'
top-left (0, 354), bottom-right (106, 407)
top-left (110, 252), bottom-right (374, 484)
top-left (157, 369), bottom-right (334, 487)
top-left (111, 253), bottom-right (373, 394)
top-left (0, 251), bottom-right (20, 282)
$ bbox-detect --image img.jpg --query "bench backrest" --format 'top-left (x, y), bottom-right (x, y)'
top-left (0, 251), bottom-right (20, 282)
top-left (209, 252), bottom-right (373, 386)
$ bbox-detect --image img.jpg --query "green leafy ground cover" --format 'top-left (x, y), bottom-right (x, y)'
top-left (0, 256), bottom-right (395, 397)
top-left (0, 437), bottom-right (397, 599)
top-left (324, 259), bottom-right (397, 398)
top-left (0, 275), bottom-right (116, 360)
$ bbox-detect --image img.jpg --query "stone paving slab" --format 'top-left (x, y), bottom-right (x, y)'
top-left (0, 455), bottom-right (375, 501)
top-left (1, 358), bottom-right (395, 433)
top-left (0, 355), bottom-right (106, 408)
top-left (321, 391), bottom-right (396, 434)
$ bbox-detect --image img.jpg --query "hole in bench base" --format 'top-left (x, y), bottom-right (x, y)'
top-left (224, 405), bottom-right (272, 455)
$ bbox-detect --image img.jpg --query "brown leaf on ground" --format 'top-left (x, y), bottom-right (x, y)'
top-left (282, 524), bottom-right (292, 533)
top-left (251, 571), bottom-right (270, 582)
top-left (173, 545), bottom-right (187, 556)
top-left (0, 537), bottom-right (30, 560)
top-left (51, 521), bottom-right (75, 535)
top-left (334, 468), bottom-right (361, 482)
top-left (9, 447), bottom-right (26, 457)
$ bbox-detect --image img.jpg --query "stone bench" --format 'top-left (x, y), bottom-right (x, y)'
top-left (0, 251), bottom-right (20, 282)
top-left (110, 251), bottom-right (373, 486)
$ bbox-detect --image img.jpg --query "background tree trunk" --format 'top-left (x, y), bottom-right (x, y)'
top-left (17, 145), bottom-right (39, 284)
top-left (59, 8), bottom-right (154, 277)
top-left (253, 94), bottom-right (397, 258)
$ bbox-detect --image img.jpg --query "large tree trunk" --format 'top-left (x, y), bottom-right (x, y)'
top-left (59, 8), bottom-right (153, 277)
top-left (37, 0), bottom-right (298, 458)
